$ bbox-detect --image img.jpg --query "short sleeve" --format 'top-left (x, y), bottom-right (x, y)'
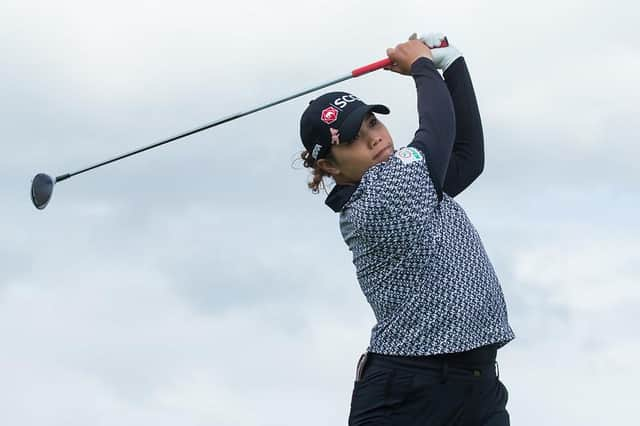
top-left (344, 147), bottom-right (440, 243)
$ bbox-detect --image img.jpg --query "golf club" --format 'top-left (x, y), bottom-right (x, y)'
top-left (31, 41), bottom-right (448, 210)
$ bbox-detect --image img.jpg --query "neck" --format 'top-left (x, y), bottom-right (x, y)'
top-left (333, 175), bottom-right (358, 186)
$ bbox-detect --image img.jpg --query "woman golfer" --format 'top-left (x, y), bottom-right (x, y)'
top-left (299, 33), bottom-right (515, 425)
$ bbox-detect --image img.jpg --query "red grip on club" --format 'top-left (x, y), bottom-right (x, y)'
top-left (351, 58), bottom-right (392, 77)
top-left (351, 39), bottom-right (450, 77)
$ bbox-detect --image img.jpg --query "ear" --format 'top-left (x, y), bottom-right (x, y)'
top-left (316, 158), bottom-right (341, 177)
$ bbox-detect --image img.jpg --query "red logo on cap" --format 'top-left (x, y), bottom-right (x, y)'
top-left (320, 106), bottom-right (339, 125)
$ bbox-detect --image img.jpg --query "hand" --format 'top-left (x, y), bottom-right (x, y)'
top-left (409, 32), bottom-right (462, 72)
top-left (385, 40), bottom-right (433, 75)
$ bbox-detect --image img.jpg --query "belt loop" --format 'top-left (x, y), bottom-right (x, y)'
top-left (441, 360), bottom-right (449, 384)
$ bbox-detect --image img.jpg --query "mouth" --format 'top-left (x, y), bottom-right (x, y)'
top-left (373, 145), bottom-right (393, 162)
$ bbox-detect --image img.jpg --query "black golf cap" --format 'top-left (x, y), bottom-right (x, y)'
top-left (300, 91), bottom-right (389, 161)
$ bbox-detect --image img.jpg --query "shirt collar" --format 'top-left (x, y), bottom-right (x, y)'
top-left (325, 184), bottom-right (358, 212)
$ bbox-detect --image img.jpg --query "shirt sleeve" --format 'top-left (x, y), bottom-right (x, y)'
top-left (346, 148), bottom-right (439, 244)
top-left (407, 57), bottom-right (456, 200)
top-left (441, 57), bottom-right (485, 197)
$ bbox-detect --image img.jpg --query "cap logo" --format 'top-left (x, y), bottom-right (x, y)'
top-left (333, 94), bottom-right (361, 109)
top-left (320, 106), bottom-right (339, 125)
top-left (329, 128), bottom-right (341, 145)
top-left (311, 143), bottom-right (323, 160)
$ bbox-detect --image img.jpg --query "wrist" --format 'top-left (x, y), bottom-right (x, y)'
top-left (442, 55), bottom-right (462, 73)
top-left (411, 56), bottom-right (436, 74)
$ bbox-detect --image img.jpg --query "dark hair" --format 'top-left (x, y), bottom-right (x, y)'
top-left (300, 149), bottom-right (335, 194)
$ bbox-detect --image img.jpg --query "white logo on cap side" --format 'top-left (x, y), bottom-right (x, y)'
top-left (312, 143), bottom-right (323, 160)
top-left (333, 94), bottom-right (362, 109)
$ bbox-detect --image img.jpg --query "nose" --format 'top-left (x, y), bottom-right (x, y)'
top-left (369, 134), bottom-right (382, 149)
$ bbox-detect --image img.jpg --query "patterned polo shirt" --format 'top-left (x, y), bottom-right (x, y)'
top-left (337, 146), bottom-right (515, 356)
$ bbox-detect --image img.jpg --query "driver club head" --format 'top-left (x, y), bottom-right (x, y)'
top-left (31, 173), bottom-right (56, 210)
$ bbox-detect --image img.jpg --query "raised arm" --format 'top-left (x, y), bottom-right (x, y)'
top-left (412, 32), bottom-right (485, 197)
top-left (408, 58), bottom-right (457, 200)
top-left (386, 40), bottom-right (456, 201)
top-left (442, 57), bottom-right (485, 197)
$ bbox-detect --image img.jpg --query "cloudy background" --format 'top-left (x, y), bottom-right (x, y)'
top-left (2, 0), bottom-right (638, 424)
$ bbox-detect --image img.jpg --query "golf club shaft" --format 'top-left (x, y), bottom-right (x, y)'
top-left (55, 58), bottom-right (397, 183)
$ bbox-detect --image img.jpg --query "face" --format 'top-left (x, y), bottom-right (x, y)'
top-left (320, 113), bottom-right (394, 184)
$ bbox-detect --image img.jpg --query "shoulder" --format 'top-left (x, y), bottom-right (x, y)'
top-left (360, 147), bottom-right (429, 189)
top-left (345, 147), bottom-right (437, 222)
top-left (393, 146), bottom-right (425, 165)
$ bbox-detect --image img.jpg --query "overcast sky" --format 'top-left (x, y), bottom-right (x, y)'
top-left (2, 1), bottom-right (638, 425)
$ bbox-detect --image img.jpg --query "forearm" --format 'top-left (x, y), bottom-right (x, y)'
top-left (408, 57), bottom-right (456, 199)
top-left (442, 57), bottom-right (485, 196)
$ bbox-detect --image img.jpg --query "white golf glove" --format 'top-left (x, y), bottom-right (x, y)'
top-left (409, 32), bottom-right (462, 72)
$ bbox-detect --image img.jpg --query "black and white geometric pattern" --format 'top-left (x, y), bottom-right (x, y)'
top-left (339, 147), bottom-right (515, 356)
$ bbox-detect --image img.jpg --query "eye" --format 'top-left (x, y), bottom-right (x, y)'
top-left (369, 116), bottom-right (378, 127)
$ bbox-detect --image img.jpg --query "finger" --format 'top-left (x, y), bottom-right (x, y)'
top-left (426, 32), bottom-right (446, 48)
top-left (392, 42), bottom-right (408, 59)
top-left (383, 61), bottom-right (400, 73)
top-left (386, 47), bottom-right (401, 62)
top-left (419, 33), bottom-right (435, 48)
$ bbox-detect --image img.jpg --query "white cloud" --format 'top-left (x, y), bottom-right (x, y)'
top-left (512, 237), bottom-right (640, 311)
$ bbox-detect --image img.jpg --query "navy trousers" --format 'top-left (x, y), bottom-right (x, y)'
top-left (348, 344), bottom-right (510, 425)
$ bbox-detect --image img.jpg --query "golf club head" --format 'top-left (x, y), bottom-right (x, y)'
top-left (31, 173), bottom-right (55, 210)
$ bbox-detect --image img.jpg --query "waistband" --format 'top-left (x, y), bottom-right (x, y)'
top-left (369, 342), bottom-right (499, 369)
